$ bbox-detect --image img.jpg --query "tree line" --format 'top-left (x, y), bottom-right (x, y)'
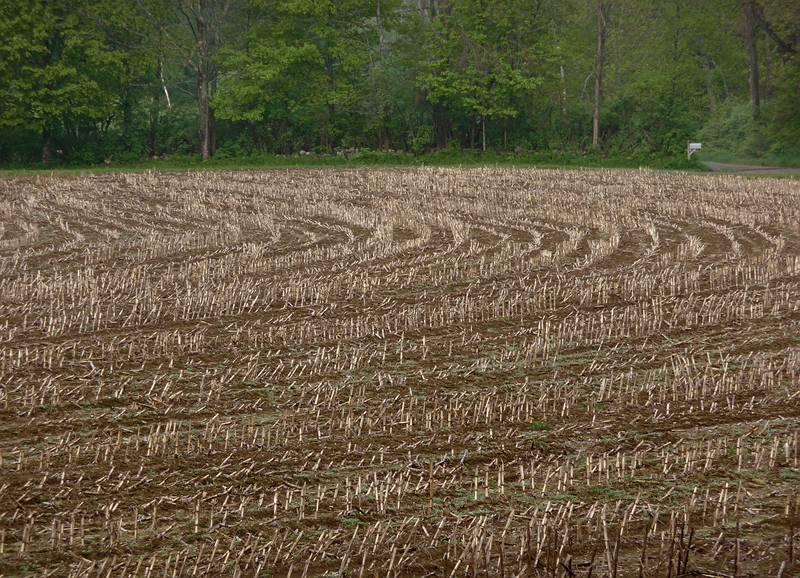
top-left (0, 0), bottom-right (798, 165)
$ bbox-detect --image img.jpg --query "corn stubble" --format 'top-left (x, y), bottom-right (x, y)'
top-left (0, 167), bottom-right (799, 577)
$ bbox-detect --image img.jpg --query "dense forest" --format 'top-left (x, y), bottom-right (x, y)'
top-left (0, 0), bottom-right (798, 165)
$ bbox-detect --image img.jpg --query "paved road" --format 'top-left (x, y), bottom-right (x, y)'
top-left (703, 160), bottom-right (800, 175)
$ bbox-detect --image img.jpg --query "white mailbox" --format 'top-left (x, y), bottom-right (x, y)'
top-left (687, 142), bottom-right (702, 159)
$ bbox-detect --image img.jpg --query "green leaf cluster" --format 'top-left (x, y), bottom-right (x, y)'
top-left (0, 0), bottom-right (798, 165)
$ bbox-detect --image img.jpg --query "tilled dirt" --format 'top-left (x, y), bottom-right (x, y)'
top-left (0, 167), bottom-right (799, 577)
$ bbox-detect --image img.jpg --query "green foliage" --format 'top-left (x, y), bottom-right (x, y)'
top-left (699, 100), bottom-right (768, 157)
top-left (0, 0), bottom-right (165, 163)
top-left (214, 0), bottom-right (377, 151)
top-left (408, 125), bottom-right (433, 155)
top-left (767, 58), bottom-right (800, 158)
top-left (0, 0), bottom-right (798, 166)
top-left (780, 469), bottom-right (800, 481)
top-left (699, 94), bottom-right (800, 166)
top-left (599, 0), bottom-right (729, 156)
top-left (417, 0), bottom-right (552, 149)
top-left (589, 486), bottom-right (634, 500)
top-left (0, 2), bottom-right (123, 145)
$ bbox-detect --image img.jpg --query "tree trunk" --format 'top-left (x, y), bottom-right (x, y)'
top-left (741, 0), bottom-right (760, 115)
top-left (763, 30), bottom-right (772, 100)
top-left (592, 0), bottom-right (608, 149)
top-left (210, 72), bottom-right (217, 155)
top-left (209, 105), bottom-right (216, 156)
top-left (376, 0), bottom-right (392, 149)
top-left (379, 105), bottom-right (392, 150)
top-left (41, 128), bottom-right (52, 165)
top-left (196, 4), bottom-right (214, 160)
top-left (322, 51), bottom-right (336, 151)
top-left (377, 0), bottom-right (385, 60)
top-left (702, 58), bottom-right (718, 113)
top-left (481, 116), bottom-right (486, 152)
top-left (148, 97), bottom-right (160, 158)
top-left (118, 57), bottom-right (134, 153)
top-left (148, 59), bottom-right (162, 158)
top-left (121, 85), bottom-right (133, 153)
top-left (433, 104), bottom-right (449, 149)
top-left (197, 67), bottom-right (213, 160)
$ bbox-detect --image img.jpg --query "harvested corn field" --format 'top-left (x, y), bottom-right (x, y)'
top-left (1, 168), bottom-right (799, 577)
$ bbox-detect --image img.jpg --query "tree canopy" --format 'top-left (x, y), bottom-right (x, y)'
top-left (1, 0), bottom-right (798, 164)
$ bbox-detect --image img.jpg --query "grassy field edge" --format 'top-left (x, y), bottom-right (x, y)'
top-left (0, 150), bottom-right (703, 177)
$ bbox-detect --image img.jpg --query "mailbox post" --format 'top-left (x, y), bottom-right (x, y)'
top-left (687, 142), bottom-right (702, 159)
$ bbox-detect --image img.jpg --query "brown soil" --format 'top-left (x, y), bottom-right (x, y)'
top-left (0, 167), bottom-right (799, 577)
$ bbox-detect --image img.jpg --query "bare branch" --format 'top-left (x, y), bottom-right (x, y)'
top-left (752, 1), bottom-right (797, 57)
top-left (135, 0), bottom-right (198, 67)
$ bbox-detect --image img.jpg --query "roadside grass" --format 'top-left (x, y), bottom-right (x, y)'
top-left (697, 150), bottom-right (800, 169)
